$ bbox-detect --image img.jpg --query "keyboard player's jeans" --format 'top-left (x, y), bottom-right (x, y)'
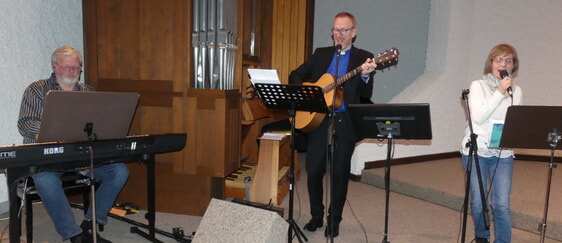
top-left (33, 163), bottom-right (129, 240)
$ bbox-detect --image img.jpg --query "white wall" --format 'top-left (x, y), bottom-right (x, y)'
top-left (0, 0), bottom-right (83, 213)
top-left (354, 0), bottom-right (562, 164)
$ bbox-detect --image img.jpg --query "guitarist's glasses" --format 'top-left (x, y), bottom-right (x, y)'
top-left (331, 28), bottom-right (355, 35)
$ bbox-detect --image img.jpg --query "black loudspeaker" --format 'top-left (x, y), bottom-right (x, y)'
top-left (192, 198), bottom-right (288, 243)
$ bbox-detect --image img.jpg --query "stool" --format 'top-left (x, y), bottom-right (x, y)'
top-left (17, 173), bottom-right (97, 243)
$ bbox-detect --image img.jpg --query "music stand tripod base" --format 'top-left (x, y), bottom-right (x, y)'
top-left (254, 83), bottom-right (329, 243)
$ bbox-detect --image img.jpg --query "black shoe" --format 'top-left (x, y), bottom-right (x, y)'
top-left (303, 219), bottom-right (323, 232)
top-left (69, 232), bottom-right (91, 243)
top-left (325, 223), bottom-right (339, 238)
top-left (80, 220), bottom-right (112, 243)
top-left (84, 231), bottom-right (112, 243)
top-left (474, 237), bottom-right (490, 243)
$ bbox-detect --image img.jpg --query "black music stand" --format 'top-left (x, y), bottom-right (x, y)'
top-left (253, 83), bottom-right (329, 243)
top-left (499, 105), bottom-right (562, 243)
top-left (348, 103), bottom-right (432, 243)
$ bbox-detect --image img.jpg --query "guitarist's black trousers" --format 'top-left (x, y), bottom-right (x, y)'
top-left (305, 111), bottom-right (356, 225)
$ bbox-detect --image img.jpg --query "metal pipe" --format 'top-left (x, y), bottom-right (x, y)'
top-left (191, 0), bottom-right (238, 89)
top-left (207, 0), bottom-right (217, 89)
top-left (192, 0), bottom-right (202, 88)
top-left (250, 0), bottom-right (256, 56)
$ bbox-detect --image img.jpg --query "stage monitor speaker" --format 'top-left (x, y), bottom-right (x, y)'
top-left (192, 198), bottom-right (288, 243)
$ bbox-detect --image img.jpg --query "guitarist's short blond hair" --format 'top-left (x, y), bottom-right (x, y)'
top-left (335, 12), bottom-right (356, 28)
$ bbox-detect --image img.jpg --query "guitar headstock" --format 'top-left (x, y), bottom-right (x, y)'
top-left (373, 47), bottom-right (399, 70)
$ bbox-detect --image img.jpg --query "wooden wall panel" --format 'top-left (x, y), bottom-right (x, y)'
top-left (182, 89), bottom-right (241, 177)
top-left (89, 0), bottom-right (189, 83)
top-left (139, 0), bottom-right (174, 81)
top-left (96, 0), bottom-right (141, 80)
top-left (172, 0), bottom-right (191, 93)
top-left (270, 0), bottom-right (310, 83)
top-left (83, 0), bottom-right (201, 215)
top-left (84, 0), bottom-right (313, 215)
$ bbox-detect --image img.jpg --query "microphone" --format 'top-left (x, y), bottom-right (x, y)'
top-left (335, 44), bottom-right (342, 55)
top-left (461, 89), bottom-right (470, 101)
top-left (499, 70), bottom-right (512, 97)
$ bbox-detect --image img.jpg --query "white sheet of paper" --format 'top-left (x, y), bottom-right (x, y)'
top-left (247, 69), bottom-right (281, 85)
top-left (260, 132), bottom-right (287, 141)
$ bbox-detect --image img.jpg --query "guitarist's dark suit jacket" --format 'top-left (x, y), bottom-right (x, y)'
top-left (289, 45), bottom-right (374, 225)
top-left (289, 46), bottom-right (374, 106)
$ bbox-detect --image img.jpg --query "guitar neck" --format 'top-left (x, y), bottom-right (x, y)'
top-left (325, 47), bottom-right (399, 91)
top-left (323, 66), bottom-right (362, 92)
top-left (335, 66), bottom-right (363, 87)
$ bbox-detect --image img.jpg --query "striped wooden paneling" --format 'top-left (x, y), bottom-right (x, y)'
top-left (270, 0), bottom-right (309, 83)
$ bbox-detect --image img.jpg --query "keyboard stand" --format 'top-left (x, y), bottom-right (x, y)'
top-left (7, 153), bottom-right (160, 243)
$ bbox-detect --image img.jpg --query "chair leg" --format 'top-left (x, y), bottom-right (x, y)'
top-left (25, 196), bottom-right (33, 243)
top-left (82, 190), bottom-right (89, 216)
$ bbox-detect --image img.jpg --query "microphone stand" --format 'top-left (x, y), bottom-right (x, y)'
top-left (460, 89), bottom-right (490, 243)
top-left (84, 122), bottom-right (98, 243)
top-left (326, 45), bottom-right (342, 242)
top-left (539, 131), bottom-right (561, 243)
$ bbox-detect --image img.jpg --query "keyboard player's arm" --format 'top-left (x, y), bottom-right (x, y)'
top-left (17, 84), bottom-right (46, 144)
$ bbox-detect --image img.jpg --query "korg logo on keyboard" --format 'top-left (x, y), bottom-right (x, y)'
top-left (0, 151), bottom-right (16, 159)
top-left (44, 146), bottom-right (64, 155)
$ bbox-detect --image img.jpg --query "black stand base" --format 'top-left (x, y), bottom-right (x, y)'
top-left (287, 171), bottom-right (308, 242)
top-left (288, 219), bottom-right (307, 242)
top-left (130, 227), bottom-right (164, 243)
top-left (71, 203), bottom-right (192, 242)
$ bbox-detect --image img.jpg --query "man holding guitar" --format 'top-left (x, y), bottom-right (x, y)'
top-left (289, 12), bottom-right (377, 238)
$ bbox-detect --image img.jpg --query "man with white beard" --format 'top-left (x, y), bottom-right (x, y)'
top-left (17, 46), bottom-right (129, 243)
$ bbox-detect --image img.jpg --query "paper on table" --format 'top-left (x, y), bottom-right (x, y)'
top-left (247, 69), bottom-right (281, 85)
top-left (260, 132), bottom-right (287, 140)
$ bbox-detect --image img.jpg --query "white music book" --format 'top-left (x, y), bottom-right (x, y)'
top-left (247, 68), bottom-right (281, 85)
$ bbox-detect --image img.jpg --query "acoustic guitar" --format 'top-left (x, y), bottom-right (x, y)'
top-left (294, 47), bottom-right (400, 133)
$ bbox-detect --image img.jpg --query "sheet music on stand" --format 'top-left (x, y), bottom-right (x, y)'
top-left (247, 69), bottom-right (281, 85)
top-left (248, 68), bottom-right (328, 113)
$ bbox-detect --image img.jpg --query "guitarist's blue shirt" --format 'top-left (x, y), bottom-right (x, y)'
top-left (328, 50), bottom-right (369, 112)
